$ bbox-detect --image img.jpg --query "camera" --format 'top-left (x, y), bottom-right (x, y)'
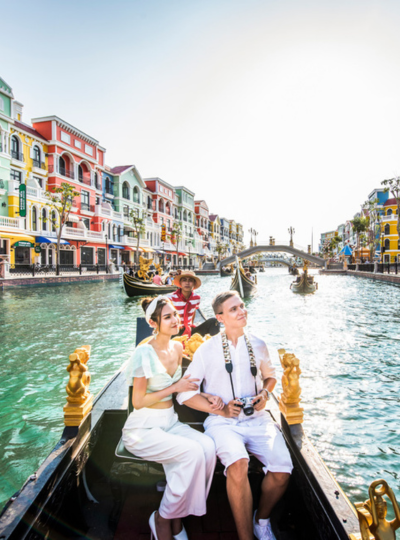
top-left (237, 396), bottom-right (259, 416)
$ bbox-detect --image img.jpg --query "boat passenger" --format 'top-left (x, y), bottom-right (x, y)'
top-left (152, 272), bottom-right (163, 285)
top-left (165, 273), bottom-right (174, 285)
top-left (245, 271), bottom-right (255, 283)
top-left (168, 271), bottom-right (220, 338)
top-left (177, 291), bottom-right (293, 540)
top-left (123, 296), bottom-right (219, 540)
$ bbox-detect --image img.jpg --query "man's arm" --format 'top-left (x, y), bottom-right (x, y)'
top-left (184, 394), bottom-right (243, 418)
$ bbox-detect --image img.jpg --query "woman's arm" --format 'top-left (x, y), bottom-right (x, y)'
top-left (132, 374), bottom-right (199, 410)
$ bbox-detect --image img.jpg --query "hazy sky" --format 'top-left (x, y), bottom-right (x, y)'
top-left (2, 0), bottom-right (400, 248)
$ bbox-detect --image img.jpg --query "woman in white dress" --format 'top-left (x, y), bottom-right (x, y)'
top-left (123, 296), bottom-right (220, 540)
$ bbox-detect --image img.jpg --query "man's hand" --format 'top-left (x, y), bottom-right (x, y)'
top-left (253, 390), bottom-right (269, 411)
top-left (222, 399), bottom-right (243, 418)
top-left (207, 395), bottom-right (224, 410)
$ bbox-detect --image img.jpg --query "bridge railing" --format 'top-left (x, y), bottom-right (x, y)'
top-left (257, 240), bottom-right (309, 253)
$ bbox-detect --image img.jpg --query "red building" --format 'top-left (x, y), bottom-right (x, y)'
top-left (32, 116), bottom-right (108, 266)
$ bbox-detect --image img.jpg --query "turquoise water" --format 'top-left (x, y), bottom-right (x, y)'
top-left (0, 270), bottom-right (399, 512)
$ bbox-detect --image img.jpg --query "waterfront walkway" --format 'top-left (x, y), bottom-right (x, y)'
top-left (320, 268), bottom-right (400, 285)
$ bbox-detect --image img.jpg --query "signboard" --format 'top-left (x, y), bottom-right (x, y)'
top-left (12, 241), bottom-right (34, 248)
top-left (19, 184), bottom-right (26, 217)
top-left (34, 245), bottom-right (42, 253)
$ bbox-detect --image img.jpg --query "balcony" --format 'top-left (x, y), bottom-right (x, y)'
top-left (0, 216), bottom-right (24, 230)
top-left (95, 204), bottom-right (112, 218)
top-left (382, 214), bottom-right (398, 222)
top-left (26, 186), bottom-right (46, 200)
top-left (11, 150), bottom-right (24, 162)
top-left (81, 203), bottom-right (95, 213)
top-left (78, 173), bottom-right (91, 186)
top-left (49, 164), bottom-right (75, 180)
top-left (62, 226), bottom-right (105, 242)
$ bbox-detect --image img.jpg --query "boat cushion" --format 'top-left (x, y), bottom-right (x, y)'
top-left (115, 436), bottom-right (146, 461)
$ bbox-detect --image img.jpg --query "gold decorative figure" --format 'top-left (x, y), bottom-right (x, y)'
top-left (137, 256), bottom-right (154, 281)
top-left (278, 349), bottom-right (304, 425)
top-left (351, 479), bottom-right (400, 540)
top-left (63, 345), bottom-right (93, 426)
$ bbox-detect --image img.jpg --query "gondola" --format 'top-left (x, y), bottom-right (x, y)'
top-left (289, 266), bottom-right (299, 276)
top-left (220, 266), bottom-right (233, 277)
top-left (290, 268), bottom-right (318, 294)
top-left (258, 266), bottom-right (265, 273)
top-left (123, 272), bottom-right (177, 297)
top-left (230, 266), bottom-right (257, 298)
top-left (0, 319), bottom-right (363, 540)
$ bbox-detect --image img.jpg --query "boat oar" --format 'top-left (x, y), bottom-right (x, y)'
top-left (236, 256), bottom-right (244, 298)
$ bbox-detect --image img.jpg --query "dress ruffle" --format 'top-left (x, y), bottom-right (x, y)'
top-left (126, 344), bottom-right (166, 383)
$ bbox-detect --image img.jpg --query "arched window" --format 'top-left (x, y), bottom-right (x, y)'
top-left (42, 208), bottom-right (47, 231)
top-left (11, 136), bottom-right (21, 160)
top-left (118, 226), bottom-right (122, 241)
top-left (51, 210), bottom-right (56, 232)
top-left (387, 209), bottom-right (393, 216)
top-left (32, 207), bottom-right (37, 231)
top-left (166, 202), bottom-right (171, 215)
top-left (122, 182), bottom-right (130, 199)
top-left (384, 224), bottom-right (390, 235)
top-left (159, 199), bottom-right (164, 213)
top-left (147, 196), bottom-right (152, 210)
top-left (113, 225), bottom-right (117, 241)
top-left (33, 146), bottom-right (41, 166)
top-left (78, 165), bottom-right (83, 183)
top-left (175, 208), bottom-right (178, 219)
top-left (384, 239), bottom-right (390, 250)
top-left (188, 212), bottom-right (191, 222)
top-left (108, 223), bottom-right (111, 238)
top-left (59, 156), bottom-right (66, 176)
top-left (183, 210), bottom-right (187, 222)
top-left (133, 186), bottom-right (140, 203)
top-left (94, 172), bottom-right (99, 189)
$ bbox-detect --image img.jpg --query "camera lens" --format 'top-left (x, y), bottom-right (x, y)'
top-left (243, 405), bottom-right (254, 416)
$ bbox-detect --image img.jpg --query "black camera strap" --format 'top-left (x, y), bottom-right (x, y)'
top-left (221, 331), bottom-right (258, 400)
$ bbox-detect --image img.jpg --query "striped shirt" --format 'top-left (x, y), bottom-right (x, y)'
top-left (168, 288), bottom-right (201, 337)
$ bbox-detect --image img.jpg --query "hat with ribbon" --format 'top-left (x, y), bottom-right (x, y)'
top-left (173, 270), bottom-right (202, 289)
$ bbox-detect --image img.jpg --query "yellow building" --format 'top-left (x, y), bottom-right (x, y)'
top-left (6, 101), bottom-right (50, 266)
top-left (381, 198), bottom-right (400, 262)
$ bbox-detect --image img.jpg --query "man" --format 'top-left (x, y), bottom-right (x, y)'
top-left (152, 272), bottom-right (163, 285)
top-left (169, 270), bottom-right (219, 337)
top-left (177, 290), bottom-right (292, 540)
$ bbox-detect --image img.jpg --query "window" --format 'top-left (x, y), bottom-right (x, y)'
top-left (33, 146), bottom-right (41, 167)
top-left (113, 225), bottom-right (117, 241)
top-left (32, 207), bottom-right (37, 231)
top-left (118, 226), bottom-right (122, 241)
top-left (384, 224), bottom-right (390, 235)
top-left (81, 246), bottom-right (94, 265)
top-left (82, 218), bottom-right (90, 229)
top-left (81, 190), bottom-right (90, 211)
top-left (122, 183), bottom-right (130, 199)
top-left (387, 209), bottom-right (393, 216)
top-left (51, 210), bottom-right (56, 232)
top-left (0, 97), bottom-right (3, 111)
top-left (105, 177), bottom-right (113, 194)
top-left (74, 140), bottom-right (81, 149)
top-left (123, 205), bottom-right (130, 219)
top-left (94, 173), bottom-right (100, 190)
top-left (384, 239), bottom-right (390, 250)
top-left (85, 144), bottom-right (93, 156)
top-left (11, 136), bottom-right (22, 160)
top-left (42, 208), bottom-right (47, 231)
top-left (78, 165), bottom-right (83, 183)
top-left (61, 132), bottom-right (71, 144)
top-left (159, 199), bottom-right (164, 213)
top-left (59, 156), bottom-right (66, 176)
top-left (10, 169), bottom-right (22, 183)
top-left (34, 176), bottom-right (43, 188)
top-left (133, 186), bottom-right (140, 203)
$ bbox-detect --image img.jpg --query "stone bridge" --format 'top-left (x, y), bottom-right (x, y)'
top-left (220, 245), bottom-right (326, 267)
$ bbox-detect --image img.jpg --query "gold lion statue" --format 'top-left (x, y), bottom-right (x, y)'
top-left (137, 256), bottom-right (153, 281)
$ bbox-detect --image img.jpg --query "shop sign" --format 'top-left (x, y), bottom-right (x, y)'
top-left (19, 184), bottom-right (26, 218)
top-left (13, 241), bottom-right (35, 248)
top-left (34, 245), bottom-right (42, 253)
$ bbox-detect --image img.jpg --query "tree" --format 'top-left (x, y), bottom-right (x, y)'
top-left (351, 216), bottom-right (368, 254)
top-left (170, 222), bottom-right (183, 266)
top-left (128, 209), bottom-right (146, 264)
top-left (46, 183), bottom-right (80, 274)
top-left (215, 241), bottom-right (229, 262)
top-left (381, 176), bottom-right (400, 236)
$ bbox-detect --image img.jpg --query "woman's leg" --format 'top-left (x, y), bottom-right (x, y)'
top-left (124, 426), bottom-right (209, 519)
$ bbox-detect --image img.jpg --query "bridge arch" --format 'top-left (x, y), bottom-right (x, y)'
top-left (220, 245), bottom-right (325, 267)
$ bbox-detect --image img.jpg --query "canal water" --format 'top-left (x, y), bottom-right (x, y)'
top-left (0, 270), bottom-right (399, 513)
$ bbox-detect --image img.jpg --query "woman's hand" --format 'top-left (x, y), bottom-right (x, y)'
top-left (173, 374), bottom-right (199, 393)
top-left (207, 395), bottom-right (224, 410)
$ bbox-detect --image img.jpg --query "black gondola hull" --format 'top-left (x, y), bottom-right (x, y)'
top-left (230, 268), bottom-right (257, 298)
top-left (123, 273), bottom-right (177, 297)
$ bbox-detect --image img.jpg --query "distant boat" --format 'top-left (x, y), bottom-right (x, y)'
top-left (230, 266), bottom-right (257, 298)
top-left (123, 273), bottom-right (176, 297)
top-left (290, 267), bottom-right (318, 294)
top-left (220, 266), bottom-right (233, 277)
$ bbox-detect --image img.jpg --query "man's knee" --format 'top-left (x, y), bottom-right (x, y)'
top-left (226, 458), bottom-right (249, 482)
top-left (267, 471), bottom-right (291, 487)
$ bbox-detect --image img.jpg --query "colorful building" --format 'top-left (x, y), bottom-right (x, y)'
top-left (382, 198), bottom-right (399, 262)
top-left (174, 186), bottom-right (196, 266)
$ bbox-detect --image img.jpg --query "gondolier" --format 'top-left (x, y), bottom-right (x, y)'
top-left (168, 271), bottom-right (220, 338)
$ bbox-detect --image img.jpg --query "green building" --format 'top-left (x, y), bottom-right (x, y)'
top-left (0, 77), bottom-right (13, 217)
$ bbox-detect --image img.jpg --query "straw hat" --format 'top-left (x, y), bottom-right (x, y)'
top-left (173, 270), bottom-right (202, 289)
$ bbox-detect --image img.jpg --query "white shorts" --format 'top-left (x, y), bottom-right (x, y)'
top-left (205, 412), bottom-right (293, 476)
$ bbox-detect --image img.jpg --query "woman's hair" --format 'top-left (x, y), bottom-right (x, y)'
top-left (141, 297), bottom-right (175, 328)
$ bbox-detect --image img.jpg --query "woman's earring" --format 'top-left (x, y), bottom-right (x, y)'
top-left (152, 328), bottom-right (158, 336)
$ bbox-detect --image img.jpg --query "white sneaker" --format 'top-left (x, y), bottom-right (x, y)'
top-left (253, 510), bottom-right (277, 540)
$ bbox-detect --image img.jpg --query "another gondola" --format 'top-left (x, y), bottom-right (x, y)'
top-left (123, 272), bottom-right (176, 297)
top-left (290, 267), bottom-right (318, 294)
top-left (289, 266), bottom-right (300, 276)
top-left (0, 319), bottom-right (362, 540)
top-left (220, 266), bottom-right (233, 277)
top-left (230, 266), bottom-right (257, 298)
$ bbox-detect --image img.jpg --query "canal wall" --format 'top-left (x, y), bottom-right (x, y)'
top-left (0, 273), bottom-right (119, 288)
top-left (320, 269), bottom-right (400, 285)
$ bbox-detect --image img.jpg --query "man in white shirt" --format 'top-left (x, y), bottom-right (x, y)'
top-left (177, 291), bottom-right (292, 540)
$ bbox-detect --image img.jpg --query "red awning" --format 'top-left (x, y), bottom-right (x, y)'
top-left (123, 247), bottom-right (134, 251)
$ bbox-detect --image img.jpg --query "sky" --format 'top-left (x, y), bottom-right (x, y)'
top-left (2, 0), bottom-right (400, 249)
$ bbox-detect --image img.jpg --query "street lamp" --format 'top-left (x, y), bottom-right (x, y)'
top-left (381, 231), bottom-right (384, 264)
top-left (288, 226), bottom-right (295, 247)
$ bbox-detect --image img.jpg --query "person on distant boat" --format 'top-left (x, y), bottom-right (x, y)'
top-left (168, 271), bottom-right (219, 338)
top-left (177, 291), bottom-right (293, 540)
top-left (123, 296), bottom-right (220, 540)
top-left (245, 271), bottom-right (255, 283)
top-left (152, 272), bottom-right (163, 285)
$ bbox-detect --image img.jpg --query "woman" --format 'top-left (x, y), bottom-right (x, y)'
top-left (123, 296), bottom-right (221, 540)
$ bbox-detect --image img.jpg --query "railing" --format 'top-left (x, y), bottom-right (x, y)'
top-left (7, 263), bottom-right (111, 277)
top-left (0, 216), bottom-right (23, 229)
top-left (357, 263), bottom-right (375, 273)
top-left (95, 205), bottom-right (112, 217)
top-left (32, 159), bottom-right (46, 170)
top-left (81, 203), bottom-right (95, 212)
top-left (26, 186), bottom-right (45, 199)
top-left (49, 165), bottom-right (75, 180)
top-left (78, 174), bottom-right (91, 186)
top-left (382, 214), bottom-right (399, 222)
top-left (11, 150), bottom-right (24, 162)
top-left (63, 226), bottom-right (85, 237)
top-left (86, 230), bottom-right (103, 239)
top-left (113, 210), bottom-right (123, 220)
